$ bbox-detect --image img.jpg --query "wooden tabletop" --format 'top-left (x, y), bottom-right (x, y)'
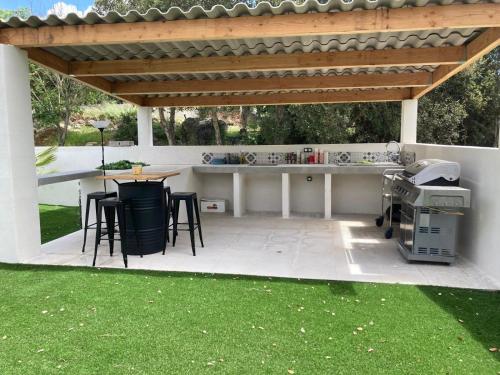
top-left (96, 171), bottom-right (180, 181)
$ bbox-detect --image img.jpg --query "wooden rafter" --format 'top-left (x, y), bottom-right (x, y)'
top-left (142, 89), bottom-right (411, 107)
top-left (112, 72), bottom-right (431, 95)
top-left (1, 4), bottom-right (499, 47)
top-left (70, 46), bottom-right (465, 76)
top-left (25, 47), bottom-right (143, 105)
top-left (412, 28), bottom-right (500, 98)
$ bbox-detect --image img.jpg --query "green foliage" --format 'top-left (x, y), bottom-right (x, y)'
top-left (35, 146), bottom-right (58, 174)
top-left (35, 146), bottom-right (57, 168)
top-left (418, 47), bottom-right (499, 147)
top-left (30, 64), bottom-right (110, 145)
top-left (0, 7), bottom-right (30, 20)
top-left (178, 117), bottom-right (227, 145)
top-left (112, 107), bottom-right (139, 144)
top-left (251, 102), bottom-right (400, 145)
top-left (64, 127), bottom-right (111, 146)
top-left (96, 160), bottom-right (149, 170)
top-left (81, 102), bottom-right (132, 123)
top-left (93, 0), bottom-right (253, 13)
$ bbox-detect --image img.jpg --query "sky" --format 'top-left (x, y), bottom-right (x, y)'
top-left (0, 0), bottom-right (93, 17)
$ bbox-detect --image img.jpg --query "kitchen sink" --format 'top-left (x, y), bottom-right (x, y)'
top-left (335, 162), bottom-right (401, 167)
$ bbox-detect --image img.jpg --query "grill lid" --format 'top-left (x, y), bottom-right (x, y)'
top-left (401, 159), bottom-right (460, 186)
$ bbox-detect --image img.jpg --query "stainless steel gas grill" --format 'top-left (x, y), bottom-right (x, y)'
top-left (392, 159), bottom-right (471, 264)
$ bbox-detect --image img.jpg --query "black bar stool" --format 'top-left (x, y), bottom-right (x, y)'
top-left (93, 197), bottom-right (131, 268)
top-left (82, 191), bottom-right (117, 252)
top-left (170, 192), bottom-right (204, 256)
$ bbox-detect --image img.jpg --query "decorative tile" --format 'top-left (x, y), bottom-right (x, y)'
top-left (252, 152), bottom-right (284, 165)
top-left (267, 152), bottom-right (284, 165)
top-left (243, 152), bottom-right (257, 165)
top-left (361, 151), bottom-right (387, 162)
top-left (331, 152), bottom-right (351, 163)
top-left (202, 152), bottom-right (213, 164)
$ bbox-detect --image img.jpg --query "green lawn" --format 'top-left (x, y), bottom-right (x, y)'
top-left (0, 264), bottom-right (498, 375)
top-left (39, 204), bottom-right (81, 244)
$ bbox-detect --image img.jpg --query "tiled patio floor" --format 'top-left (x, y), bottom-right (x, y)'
top-left (32, 214), bottom-right (498, 290)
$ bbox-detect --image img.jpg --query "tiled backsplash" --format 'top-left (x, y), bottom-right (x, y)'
top-left (202, 150), bottom-right (416, 166)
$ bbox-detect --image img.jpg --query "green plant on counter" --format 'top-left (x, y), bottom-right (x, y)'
top-left (96, 160), bottom-right (149, 170)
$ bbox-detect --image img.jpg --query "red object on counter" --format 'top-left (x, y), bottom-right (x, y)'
top-left (307, 155), bottom-right (315, 164)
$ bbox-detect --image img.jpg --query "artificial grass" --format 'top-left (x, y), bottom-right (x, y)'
top-left (0, 264), bottom-right (498, 375)
top-left (39, 205), bottom-right (81, 244)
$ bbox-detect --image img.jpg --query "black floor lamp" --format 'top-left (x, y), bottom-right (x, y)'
top-left (91, 120), bottom-right (110, 193)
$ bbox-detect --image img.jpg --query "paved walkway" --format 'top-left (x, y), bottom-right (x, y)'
top-left (32, 214), bottom-right (499, 290)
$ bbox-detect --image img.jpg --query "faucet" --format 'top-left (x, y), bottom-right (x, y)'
top-left (386, 140), bottom-right (401, 154)
top-left (385, 141), bottom-right (401, 163)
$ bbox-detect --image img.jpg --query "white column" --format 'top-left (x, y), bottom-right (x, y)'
top-left (324, 173), bottom-right (332, 219)
top-left (137, 107), bottom-right (153, 146)
top-left (400, 99), bottom-right (418, 144)
top-left (282, 173), bottom-right (290, 218)
top-left (0, 45), bottom-right (41, 262)
top-left (233, 173), bottom-right (246, 217)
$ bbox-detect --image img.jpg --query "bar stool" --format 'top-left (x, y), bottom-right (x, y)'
top-left (93, 197), bottom-right (131, 268)
top-left (82, 191), bottom-right (117, 252)
top-left (170, 192), bottom-right (204, 256)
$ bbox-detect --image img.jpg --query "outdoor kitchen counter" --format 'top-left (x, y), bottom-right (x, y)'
top-left (193, 164), bottom-right (404, 219)
top-left (193, 164), bottom-right (399, 174)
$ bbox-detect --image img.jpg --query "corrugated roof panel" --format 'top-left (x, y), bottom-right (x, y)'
top-left (104, 66), bottom-right (436, 83)
top-left (144, 87), bottom-right (405, 99)
top-left (1, 0), bottom-right (498, 28)
top-left (42, 28), bottom-right (480, 63)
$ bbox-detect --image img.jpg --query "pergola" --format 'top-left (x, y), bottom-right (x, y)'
top-left (0, 0), bottom-right (499, 262)
top-left (1, 0), bottom-right (499, 107)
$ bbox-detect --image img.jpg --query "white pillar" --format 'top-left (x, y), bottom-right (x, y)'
top-left (400, 99), bottom-right (418, 144)
top-left (137, 107), bottom-right (153, 146)
top-left (282, 173), bottom-right (290, 219)
top-left (324, 174), bottom-right (332, 219)
top-left (0, 45), bottom-right (41, 262)
top-left (233, 173), bottom-right (246, 217)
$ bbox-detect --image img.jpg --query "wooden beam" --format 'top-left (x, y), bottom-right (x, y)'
top-left (25, 47), bottom-right (143, 105)
top-left (1, 4), bottom-right (498, 47)
top-left (70, 46), bottom-right (465, 77)
top-left (143, 88), bottom-right (411, 107)
top-left (413, 28), bottom-right (500, 98)
top-left (112, 72), bottom-right (431, 95)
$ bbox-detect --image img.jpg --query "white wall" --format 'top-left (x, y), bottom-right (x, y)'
top-left (35, 143), bottom-right (388, 171)
top-left (290, 174), bottom-right (324, 215)
top-left (332, 175), bottom-right (381, 214)
top-left (36, 144), bottom-right (389, 212)
top-left (404, 143), bottom-right (500, 285)
top-left (38, 180), bottom-right (80, 206)
top-left (199, 174), bottom-right (234, 211)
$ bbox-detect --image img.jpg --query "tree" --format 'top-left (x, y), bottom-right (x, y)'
top-left (210, 108), bottom-right (222, 145)
top-left (158, 107), bottom-right (176, 145)
top-left (418, 47), bottom-right (499, 147)
top-left (0, 7), bottom-right (30, 20)
top-left (30, 65), bottom-right (107, 146)
top-left (240, 106), bottom-right (250, 132)
top-left (93, 0), bottom-right (242, 13)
